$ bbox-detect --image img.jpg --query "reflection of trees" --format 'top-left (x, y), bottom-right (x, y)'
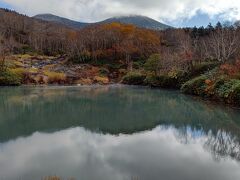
top-left (204, 130), bottom-right (240, 161)
top-left (169, 125), bottom-right (240, 162)
top-left (0, 85), bottom-right (240, 153)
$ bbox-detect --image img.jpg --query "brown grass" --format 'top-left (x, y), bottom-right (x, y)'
top-left (44, 71), bottom-right (66, 84)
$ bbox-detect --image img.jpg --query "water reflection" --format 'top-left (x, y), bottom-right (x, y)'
top-left (0, 126), bottom-right (240, 180)
top-left (0, 86), bottom-right (240, 141)
top-left (0, 86), bottom-right (240, 179)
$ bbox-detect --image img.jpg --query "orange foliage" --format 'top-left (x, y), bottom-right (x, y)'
top-left (205, 79), bottom-right (212, 85)
top-left (104, 22), bottom-right (136, 36)
top-left (68, 23), bottom-right (161, 64)
top-left (103, 23), bottom-right (160, 46)
top-left (67, 31), bottom-right (78, 40)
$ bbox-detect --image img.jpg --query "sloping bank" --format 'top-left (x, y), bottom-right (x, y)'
top-left (122, 63), bottom-right (240, 107)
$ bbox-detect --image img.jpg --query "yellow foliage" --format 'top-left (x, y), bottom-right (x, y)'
top-left (17, 54), bottom-right (33, 59)
top-left (9, 68), bottom-right (26, 77)
top-left (94, 76), bottom-right (109, 84)
top-left (10, 67), bottom-right (39, 74)
top-left (13, 60), bottom-right (24, 67)
top-left (28, 67), bottom-right (38, 73)
top-left (168, 70), bottom-right (178, 79)
top-left (44, 71), bottom-right (66, 82)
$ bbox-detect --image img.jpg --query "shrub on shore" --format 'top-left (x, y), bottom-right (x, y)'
top-left (181, 75), bottom-right (208, 96)
top-left (181, 75), bottom-right (240, 105)
top-left (0, 70), bottom-right (22, 86)
top-left (216, 79), bottom-right (240, 105)
top-left (122, 72), bottom-right (146, 85)
top-left (121, 63), bottom-right (216, 89)
top-left (144, 75), bottom-right (179, 88)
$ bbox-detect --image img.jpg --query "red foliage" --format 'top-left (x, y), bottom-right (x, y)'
top-left (220, 60), bottom-right (240, 76)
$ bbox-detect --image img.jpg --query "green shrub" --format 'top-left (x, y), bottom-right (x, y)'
top-left (122, 72), bottom-right (146, 85)
top-left (181, 73), bottom-right (240, 105)
top-left (181, 75), bottom-right (208, 96)
top-left (0, 70), bottom-right (22, 86)
top-left (230, 83), bottom-right (240, 105)
top-left (216, 80), bottom-right (234, 99)
top-left (144, 54), bottom-right (161, 75)
top-left (212, 78), bottom-right (225, 90)
top-left (144, 75), bottom-right (179, 88)
top-left (144, 70), bottom-right (188, 89)
top-left (144, 75), bottom-right (159, 86)
top-left (215, 79), bottom-right (240, 105)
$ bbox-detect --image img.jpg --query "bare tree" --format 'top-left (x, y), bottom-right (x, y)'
top-left (204, 25), bottom-right (240, 62)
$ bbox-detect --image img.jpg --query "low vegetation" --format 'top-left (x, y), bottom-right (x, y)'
top-left (181, 76), bottom-right (240, 106)
top-left (181, 60), bottom-right (240, 105)
top-left (122, 72), bottom-right (146, 85)
top-left (0, 69), bottom-right (22, 86)
top-left (44, 71), bottom-right (66, 84)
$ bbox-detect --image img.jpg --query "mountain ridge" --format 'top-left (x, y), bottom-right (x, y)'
top-left (33, 14), bottom-right (172, 30)
top-left (33, 14), bottom-right (89, 29)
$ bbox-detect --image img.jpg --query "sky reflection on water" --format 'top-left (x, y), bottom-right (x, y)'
top-left (0, 126), bottom-right (240, 180)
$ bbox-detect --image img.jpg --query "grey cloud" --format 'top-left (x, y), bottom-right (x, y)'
top-left (3, 0), bottom-right (240, 23)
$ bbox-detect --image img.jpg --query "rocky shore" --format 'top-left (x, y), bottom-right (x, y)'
top-left (1, 54), bottom-right (122, 86)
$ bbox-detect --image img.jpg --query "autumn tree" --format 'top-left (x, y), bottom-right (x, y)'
top-left (102, 23), bottom-right (160, 70)
top-left (144, 54), bottom-right (162, 75)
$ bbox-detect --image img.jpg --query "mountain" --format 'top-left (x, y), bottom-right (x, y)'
top-left (33, 14), bottom-right (172, 30)
top-left (34, 14), bottom-right (89, 29)
top-left (100, 15), bottom-right (171, 30)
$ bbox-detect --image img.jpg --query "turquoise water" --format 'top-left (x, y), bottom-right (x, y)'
top-left (0, 85), bottom-right (240, 180)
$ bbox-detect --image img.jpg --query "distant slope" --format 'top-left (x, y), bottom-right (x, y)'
top-left (100, 15), bottom-right (172, 30)
top-left (34, 14), bottom-right (89, 29)
top-left (34, 14), bottom-right (172, 30)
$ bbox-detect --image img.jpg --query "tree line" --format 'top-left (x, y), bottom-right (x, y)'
top-left (1, 8), bottom-right (240, 73)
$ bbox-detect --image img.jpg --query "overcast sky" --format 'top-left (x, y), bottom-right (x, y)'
top-left (1, 0), bottom-right (240, 27)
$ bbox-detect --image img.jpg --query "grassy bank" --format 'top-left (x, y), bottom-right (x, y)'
top-left (122, 61), bottom-right (240, 106)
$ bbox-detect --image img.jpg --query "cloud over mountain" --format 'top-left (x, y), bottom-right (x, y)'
top-left (3, 0), bottom-right (240, 23)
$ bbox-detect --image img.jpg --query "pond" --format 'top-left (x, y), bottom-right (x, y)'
top-left (0, 85), bottom-right (240, 180)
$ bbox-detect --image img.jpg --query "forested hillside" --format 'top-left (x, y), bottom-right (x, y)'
top-left (1, 8), bottom-right (240, 105)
